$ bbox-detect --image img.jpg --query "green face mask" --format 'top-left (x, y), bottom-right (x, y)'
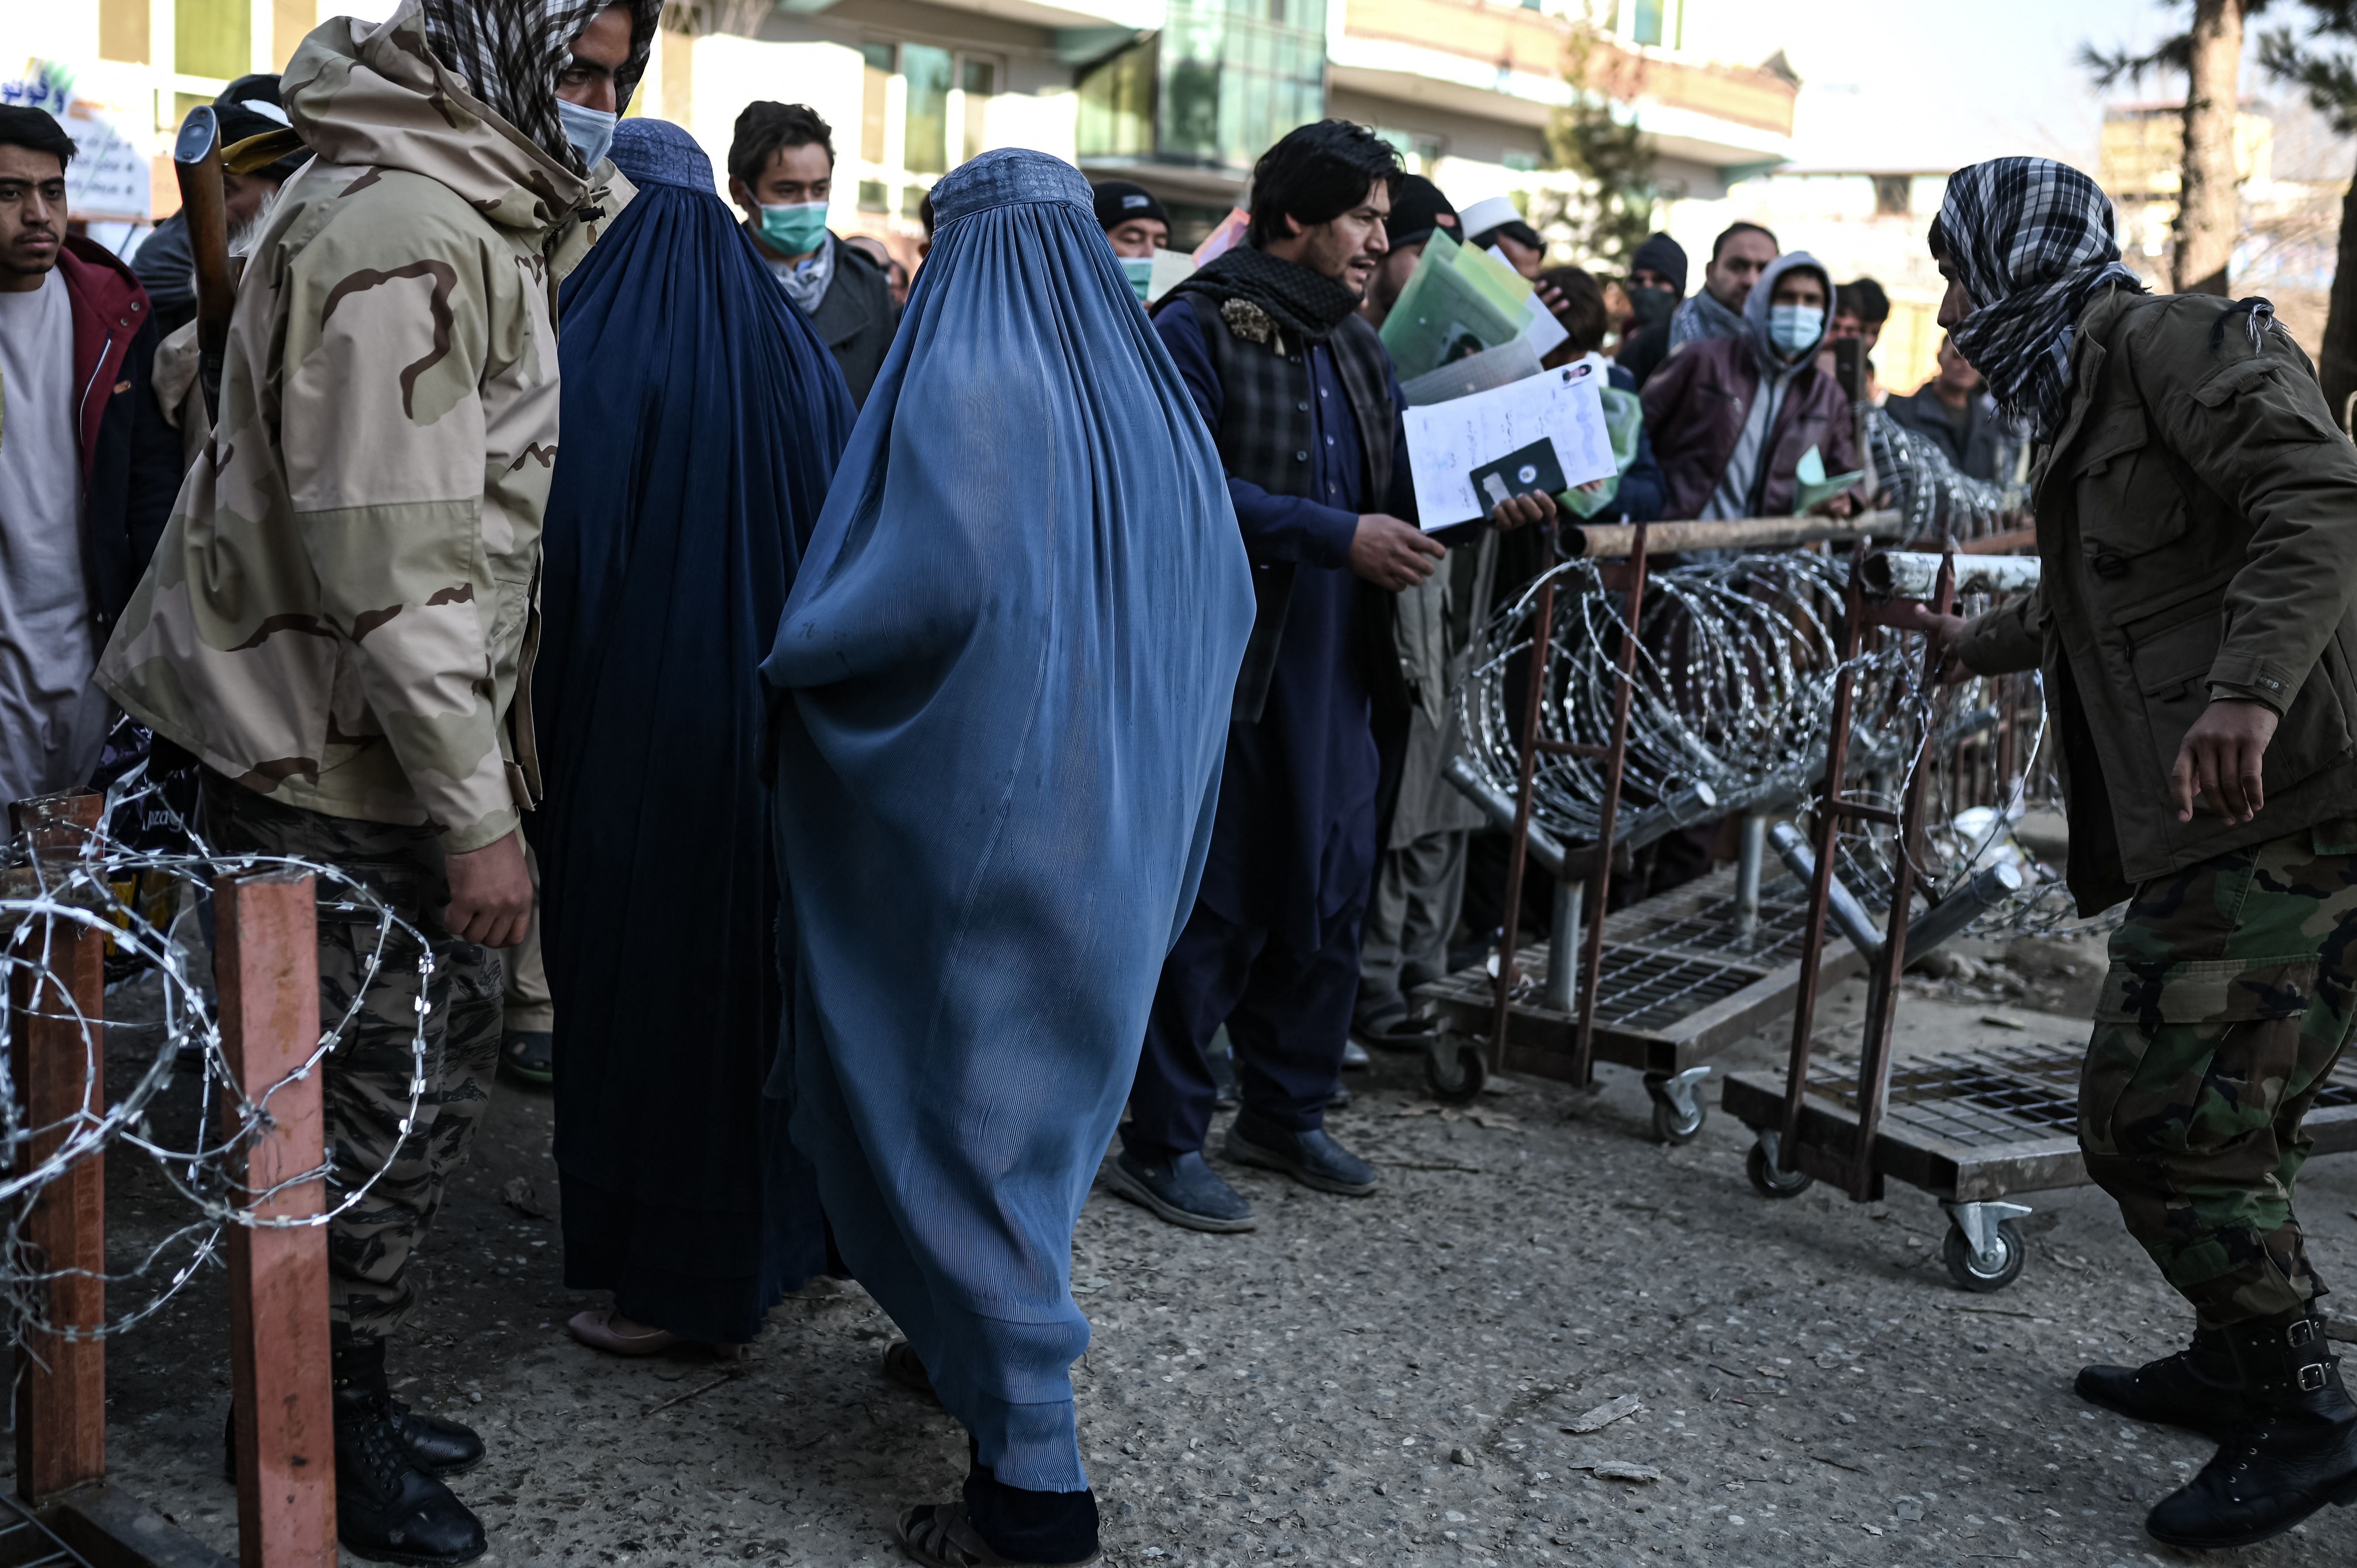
top-left (1120, 254), bottom-right (1154, 303)
top-left (756, 200), bottom-right (830, 256)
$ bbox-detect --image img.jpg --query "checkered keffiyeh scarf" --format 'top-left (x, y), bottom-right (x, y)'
top-left (1939, 158), bottom-right (2145, 441)
top-left (418, 0), bottom-right (659, 174)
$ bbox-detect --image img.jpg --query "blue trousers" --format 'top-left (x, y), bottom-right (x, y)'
top-left (1126, 899), bottom-right (1364, 1160)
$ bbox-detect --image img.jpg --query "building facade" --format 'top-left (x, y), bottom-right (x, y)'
top-left (13, 0), bottom-right (1798, 278)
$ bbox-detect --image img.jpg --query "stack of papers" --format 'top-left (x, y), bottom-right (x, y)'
top-left (1378, 231), bottom-right (1533, 380)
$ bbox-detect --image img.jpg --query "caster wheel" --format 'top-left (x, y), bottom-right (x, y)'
top-left (1746, 1136), bottom-right (1814, 1198)
top-left (1425, 1036), bottom-right (1488, 1105)
top-left (1646, 1075), bottom-right (1707, 1144)
top-left (1943, 1219), bottom-right (2028, 1292)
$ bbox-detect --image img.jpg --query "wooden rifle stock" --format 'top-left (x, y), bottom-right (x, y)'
top-left (172, 106), bottom-right (234, 425)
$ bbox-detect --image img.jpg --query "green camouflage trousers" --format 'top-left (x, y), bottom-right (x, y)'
top-left (202, 772), bottom-right (504, 1342)
top-left (2079, 819), bottom-right (2357, 1326)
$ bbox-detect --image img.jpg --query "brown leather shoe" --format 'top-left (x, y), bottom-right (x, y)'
top-left (894, 1502), bottom-right (1099, 1568)
top-left (566, 1308), bottom-right (677, 1357)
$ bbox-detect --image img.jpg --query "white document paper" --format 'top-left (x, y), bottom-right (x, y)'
top-left (1403, 362), bottom-right (1618, 529)
top-left (1145, 248), bottom-right (1196, 303)
top-left (1519, 290), bottom-right (1570, 357)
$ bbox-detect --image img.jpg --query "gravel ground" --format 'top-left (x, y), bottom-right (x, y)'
top-left (58, 960), bottom-right (2357, 1567)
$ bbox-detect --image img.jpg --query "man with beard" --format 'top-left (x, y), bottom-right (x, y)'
top-left (97, 0), bottom-right (656, 1559)
top-left (1901, 156), bottom-right (2357, 1551)
top-left (1112, 121), bottom-right (1552, 1232)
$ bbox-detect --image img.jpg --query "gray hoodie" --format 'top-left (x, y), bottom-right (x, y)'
top-left (1701, 251), bottom-right (1836, 522)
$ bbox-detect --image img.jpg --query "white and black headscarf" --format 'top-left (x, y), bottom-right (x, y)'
top-left (1935, 157), bottom-right (2144, 441)
top-left (418, 0), bottom-right (659, 174)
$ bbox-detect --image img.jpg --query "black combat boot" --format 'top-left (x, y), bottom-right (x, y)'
top-left (334, 1337), bottom-right (486, 1475)
top-left (334, 1340), bottom-right (487, 1566)
top-left (223, 1340), bottom-right (487, 1485)
top-left (2077, 1324), bottom-right (2256, 1436)
top-left (2146, 1306), bottom-right (2357, 1550)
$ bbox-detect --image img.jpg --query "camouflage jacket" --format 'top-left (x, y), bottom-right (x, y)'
top-left (98, 0), bottom-right (625, 853)
top-left (1956, 288), bottom-right (2357, 912)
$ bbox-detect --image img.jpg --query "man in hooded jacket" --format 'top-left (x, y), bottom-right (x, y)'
top-left (97, 0), bottom-right (656, 1560)
top-left (1902, 156), bottom-right (2357, 1552)
top-left (1642, 250), bottom-right (1858, 522)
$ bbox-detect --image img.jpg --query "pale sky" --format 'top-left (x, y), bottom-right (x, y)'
top-left (1690, 0), bottom-right (2226, 173)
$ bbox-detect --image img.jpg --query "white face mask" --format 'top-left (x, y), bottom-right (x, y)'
top-left (556, 98), bottom-right (618, 171)
top-left (1768, 303), bottom-right (1824, 357)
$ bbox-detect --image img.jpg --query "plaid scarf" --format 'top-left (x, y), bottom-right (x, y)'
top-left (418, 0), bottom-right (660, 175)
top-left (1939, 157), bottom-right (2145, 441)
top-left (1169, 245), bottom-right (1365, 344)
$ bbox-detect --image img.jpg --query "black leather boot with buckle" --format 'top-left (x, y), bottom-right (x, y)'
top-left (2077, 1323), bottom-right (2257, 1437)
top-left (332, 1338), bottom-right (488, 1566)
top-left (2145, 1306), bottom-right (2357, 1550)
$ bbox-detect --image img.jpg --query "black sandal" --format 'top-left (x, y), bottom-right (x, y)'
top-left (893, 1502), bottom-right (1099, 1568)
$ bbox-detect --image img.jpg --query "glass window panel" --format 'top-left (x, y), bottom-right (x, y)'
top-left (1632, 0), bottom-right (1663, 46)
top-left (861, 43), bottom-right (893, 163)
top-left (901, 43), bottom-right (953, 175)
top-left (858, 179), bottom-right (888, 211)
top-left (177, 0), bottom-right (250, 79)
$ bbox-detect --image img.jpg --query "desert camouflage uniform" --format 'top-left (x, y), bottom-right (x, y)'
top-left (2081, 820), bottom-right (2357, 1326)
top-left (96, 0), bottom-right (626, 854)
top-left (95, 0), bottom-right (622, 1340)
top-left (204, 770), bottom-right (502, 1338)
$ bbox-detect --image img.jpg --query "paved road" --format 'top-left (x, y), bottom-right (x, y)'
top-left (83, 970), bottom-right (2357, 1566)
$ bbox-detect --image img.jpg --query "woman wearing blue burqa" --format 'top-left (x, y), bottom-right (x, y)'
top-left (531, 118), bottom-right (854, 1354)
top-left (762, 149), bottom-right (1254, 1567)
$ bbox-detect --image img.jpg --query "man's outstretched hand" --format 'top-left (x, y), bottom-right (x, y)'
top-left (2170, 699), bottom-right (2280, 825)
top-left (1351, 513), bottom-right (1445, 590)
top-left (1876, 600), bottom-right (1973, 686)
top-left (444, 829), bottom-right (533, 949)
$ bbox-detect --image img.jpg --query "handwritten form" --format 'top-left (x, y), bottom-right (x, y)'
top-left (1403, 362), bottom-right (1617, 529)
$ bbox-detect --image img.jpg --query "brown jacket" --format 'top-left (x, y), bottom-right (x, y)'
top-left (1956, 287), bottom-right (2357, 912)
top-left (1640, 335), bottom-right (1858, 519)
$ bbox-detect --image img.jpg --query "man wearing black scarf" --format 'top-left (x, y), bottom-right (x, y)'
top-left (1113, 121), bottom-right (1551, 1232)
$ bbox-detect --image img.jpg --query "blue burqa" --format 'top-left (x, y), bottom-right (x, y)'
top-left (761, 149), bottom-right (1254, 1490)
top-left (532, 120), bottom-right (854, 1344)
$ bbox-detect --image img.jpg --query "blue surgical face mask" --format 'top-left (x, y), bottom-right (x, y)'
top-left (757, 200), bottom-right (831, 257)
top-left (1769, 303), bottom-right (1824, 357)
top-left (555, 98), bottom-right (617, 172)
top-left (1120, 254), bottom-right (1153, 303)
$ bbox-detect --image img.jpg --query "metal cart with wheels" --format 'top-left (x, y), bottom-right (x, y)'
top-left (1721, 545), bottom-right (2193, 1293)
top-left (1725, 1038), bottom-right (2357, 1291)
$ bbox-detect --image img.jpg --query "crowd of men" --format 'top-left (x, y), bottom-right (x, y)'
top-left (1, 0), bottom-right (2354, 1562)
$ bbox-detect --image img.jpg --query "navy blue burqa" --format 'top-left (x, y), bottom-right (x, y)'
top-left (761, 150), bottom-right (1255, 1489)
top-left (532, 120), bottom-right (854, 1344)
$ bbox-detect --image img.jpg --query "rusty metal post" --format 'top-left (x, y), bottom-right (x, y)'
top-left (1843, 553), bottom-right (1958, 1201)
top-left (1488, 532), bottom-right (1560, 1075)
top-left (11, 790), bottom-right (108, 1505)
top-left (1777, 538), bottom-right (1873, 1173)
top-left (1570, 523), bottom-right (1650, 1088)
top-left (215, 870), bottom-right (336, 1568)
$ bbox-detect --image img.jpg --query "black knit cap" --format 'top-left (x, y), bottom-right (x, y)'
top-left (1385, 174), bottom-right (1460, 250)
top-left (1630, 231), bottom-right (1687, 296)
top-left (1092, 180), bottom-right (1169, 231)
top-left (213, 74), bottom-right (308, 183)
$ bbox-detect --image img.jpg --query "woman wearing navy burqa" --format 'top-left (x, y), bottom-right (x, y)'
top-left (530, 118), bottom-right (853, 1354)
top-left (762, 149), bottom-right (1254, 1567)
